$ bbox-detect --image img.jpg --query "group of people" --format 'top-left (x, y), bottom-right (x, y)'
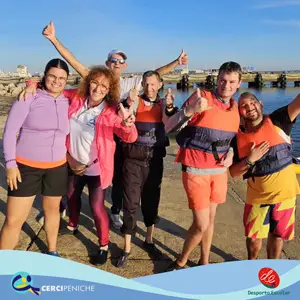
top-left (0, 21), bottom-right (299, 271)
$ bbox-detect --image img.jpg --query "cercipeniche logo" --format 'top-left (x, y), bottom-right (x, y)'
top-left (11, 272), bottom-right (41, 296)
top-left (258, 267), bottom-right (280, 289)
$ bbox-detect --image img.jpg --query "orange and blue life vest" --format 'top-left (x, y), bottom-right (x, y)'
top-left (237, 116), bottom-right (293, 178)
top-left (176, 90), bottom-right (240, 162)
top-left (134, 95), bottom-right (167, 148)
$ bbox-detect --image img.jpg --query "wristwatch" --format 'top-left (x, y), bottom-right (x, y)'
top-left (245, 157), bottom-right (255, 168)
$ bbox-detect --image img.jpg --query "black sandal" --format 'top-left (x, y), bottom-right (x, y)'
top-left (165, 261), bottom-right (185, 272)
top-left (116, 251), bottom-right (130, 268)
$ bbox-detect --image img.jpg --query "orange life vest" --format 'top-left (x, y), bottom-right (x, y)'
top-left (134, 95), bottom-right (167, 147)
top-left (176, 89), bottom-right (240, 162)
top-left (237, 116), bottom-right (293, 178)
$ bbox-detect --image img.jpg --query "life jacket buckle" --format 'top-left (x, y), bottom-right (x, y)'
top-left (211, 142), bottom-right (221, 163)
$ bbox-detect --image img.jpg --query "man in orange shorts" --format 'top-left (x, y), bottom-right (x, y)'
top-left (230, 92), bottom-right (300, 259)
top-left (164, 62), bottom-right (242, 270)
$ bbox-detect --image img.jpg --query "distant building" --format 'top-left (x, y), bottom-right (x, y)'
top-left (181, 68), bottom-right (189, 75)
top-left (0, 69), bottom-right (10, 78)
top-left (194, 69), bottom-right (205, 74)
top-left (17, 65), bottom-right (31, 78)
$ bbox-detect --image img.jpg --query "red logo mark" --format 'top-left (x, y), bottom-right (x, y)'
top-left (258, 268), bottom-right (280, 289)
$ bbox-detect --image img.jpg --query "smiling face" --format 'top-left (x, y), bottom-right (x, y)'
top-left (88, 74), bottom-right (110, 103)
top-left (44, 67), bottom-right (68, 96)
top-left (238, 94), bottom-right (263, 124)
top-left (216, 71), bottom-right (241, 101)
top-left (142, 74), bottom-right (162, 100)
top-left (106, 53), bottom-right (127, 76)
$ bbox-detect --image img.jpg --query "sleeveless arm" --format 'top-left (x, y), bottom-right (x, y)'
top-left (49, 37), bottom-right (89, 78)
top-left (155, 49), bottom-right (188, 76)
top-left (155, 59), bottom-right (179, 76)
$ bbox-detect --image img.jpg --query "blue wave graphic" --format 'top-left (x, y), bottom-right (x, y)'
top-left (135, 260), bottom-right (300, 294)
top-left (0, 251), bottom-right (299, 299)
top-left (259, 280), bottom-right (300, 299)
top-left (2, 274), bottom-right (300, 300)
top-left (0, 275), bottom-right (180, 300)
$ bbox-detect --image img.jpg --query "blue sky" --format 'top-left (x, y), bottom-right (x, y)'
top-left (1, 0), bottom-right (300, 73)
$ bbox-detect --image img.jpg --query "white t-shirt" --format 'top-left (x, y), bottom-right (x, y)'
top-left (120, 76), bottom-right (142, 99)
top-left (69, 99), bottom-right (105, 176)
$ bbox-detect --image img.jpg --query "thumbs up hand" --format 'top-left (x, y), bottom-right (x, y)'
top-left (194, 88), bottom-right (211, 113)
top-left (184, 89), bottom-right (212, 117)
top-left (165, 88), bottom-right (175, 108)
top-left (127, 82), bottom-right (140, 106)
top-left (178, 49), bottom-right (189, 65)
top-left (42, 21), bottom-right (56, 41)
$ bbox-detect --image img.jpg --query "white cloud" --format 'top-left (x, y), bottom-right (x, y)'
top-left (262, 19), bottom-right (300, 27)
top-left (253, 0), bottom-right (300, 9)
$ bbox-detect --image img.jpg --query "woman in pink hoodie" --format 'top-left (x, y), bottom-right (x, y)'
top-left (64, 66), bottom-right (137, 265)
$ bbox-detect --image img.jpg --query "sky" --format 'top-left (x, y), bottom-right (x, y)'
top-left (0, 0), bottom-right (300, 73)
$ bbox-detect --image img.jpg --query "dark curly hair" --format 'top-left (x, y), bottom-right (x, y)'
top-left (76, 66), bottom-right (120, 105)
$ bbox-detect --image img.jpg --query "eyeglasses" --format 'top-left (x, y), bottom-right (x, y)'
top-left (109, 58), bottom-right (126, 64)
top-left (46, 74), bottom-right (67, 83)
top-left (90, 80), bottom-right (110, 91)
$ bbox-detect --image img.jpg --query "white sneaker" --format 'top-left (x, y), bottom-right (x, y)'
top-left (61, 209), bottom-right (67, 218)
top-left (110, 213), bottom-right (123, 229)
top-left (66, 224), bottom-right (79, 231)
top-left (38, 215), bottom-right (45, 225)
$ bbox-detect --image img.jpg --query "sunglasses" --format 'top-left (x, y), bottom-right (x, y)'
top-left (109, 58), bottom-right (126, 64)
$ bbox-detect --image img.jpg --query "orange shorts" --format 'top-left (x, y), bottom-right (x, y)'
top-left (182, 171), bottom-right (228, 210)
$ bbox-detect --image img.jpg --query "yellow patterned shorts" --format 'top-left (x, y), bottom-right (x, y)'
top-left (243, 197), bottom-right (296, 240)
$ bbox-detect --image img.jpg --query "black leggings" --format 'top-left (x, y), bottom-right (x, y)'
top-left (111, 135), bottom-right (124, 214)
top-left (121, 158), bottom-right (163, 235)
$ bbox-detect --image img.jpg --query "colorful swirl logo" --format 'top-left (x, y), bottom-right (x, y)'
top-left (11, 272), bottom-right (41, 296)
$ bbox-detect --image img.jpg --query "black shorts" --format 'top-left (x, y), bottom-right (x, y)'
top-left (8, 163), bottom-right (68, 197)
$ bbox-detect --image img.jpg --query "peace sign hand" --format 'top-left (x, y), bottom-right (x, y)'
top-left (123, 113), bottom-right (136, 127)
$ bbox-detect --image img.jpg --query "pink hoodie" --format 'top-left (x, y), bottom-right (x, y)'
top-left (64, 89), bottom-right (137, 189)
